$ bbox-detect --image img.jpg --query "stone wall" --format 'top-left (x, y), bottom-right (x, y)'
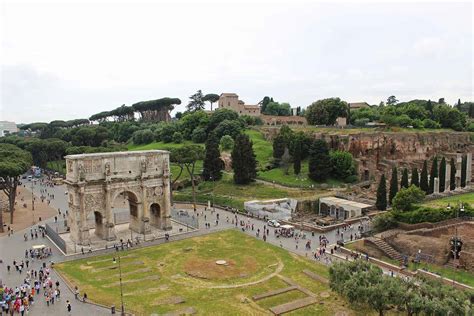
top-left (260, 128), bottom-right (473, 182)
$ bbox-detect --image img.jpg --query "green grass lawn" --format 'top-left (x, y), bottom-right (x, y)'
top-left (245, 129), bottom-right (273, 168)
top-left (175, 173), bottom-right (325, 210)
top-left (55, 230), bottom-right (357, 316)
top-left (258, 160), bottom-right (344, 188)
top-left (421, 192), bottom-right (474, 208)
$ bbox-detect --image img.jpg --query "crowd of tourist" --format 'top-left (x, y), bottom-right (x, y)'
top-left (1, 254), bottom-right (72, 315)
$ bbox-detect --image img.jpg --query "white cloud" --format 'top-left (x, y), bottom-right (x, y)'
top-left (0, 1), bottom-right (472, 123)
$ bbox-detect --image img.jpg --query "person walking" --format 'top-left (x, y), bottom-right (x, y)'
top-left (66, 300), bottom-right (72, 315)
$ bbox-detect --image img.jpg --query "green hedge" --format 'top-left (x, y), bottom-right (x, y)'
top-left (394, 205), bottom-right (474, 224)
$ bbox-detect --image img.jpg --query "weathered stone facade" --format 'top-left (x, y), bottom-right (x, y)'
top-left (261, 128), bottom-right (473, 182)
top-left (64, 150), bottom-right (172, 245)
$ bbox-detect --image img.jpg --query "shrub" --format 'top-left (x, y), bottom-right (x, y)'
top-left (172, 131), bottom-right (183, 143)
top-left (132, 129), bottom-right (154, 145)
top-left (392, 185), bottom-right (425, 212)
top-left (422, 118), bottom-right (441, 129)
top-left (191, 127), bottom-right (207, 143)
top-left (220, 135), bottom-right (234, 151)
top-left (372, 213), bottom-right (398, 232)
top-left (344, 175), bottom-right (358, 183)
top-left (467, 122), bottom-right (474, 132)
top-left (353, 118), bottom-right (370, 127)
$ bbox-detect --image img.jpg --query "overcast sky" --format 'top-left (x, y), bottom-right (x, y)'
top-left (0, 1), bottom-right (472, 124)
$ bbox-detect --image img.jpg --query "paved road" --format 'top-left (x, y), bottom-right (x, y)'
top-left (1, 178), bottom-right (370, 315)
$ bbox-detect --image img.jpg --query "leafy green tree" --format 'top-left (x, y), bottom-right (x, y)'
top-left (0, 144), bottom-right (33, 228)
top-left (207, 109), bottom-right (239, 132)
top-left (272, 135), bottom-right (286, 159)
top-left (187, 90), bottom-right (205, 112)
top-left (159, 123), bottom-right (177, 143)
top-left (308, 139), bottom-right (331, 181)
top-left (260, 96), bottom-right (272, 113)
top-left (202, 133), bottom-right (223, 181)
top-left (202, 93), bottom-right (220, 111)
top-left (387, 95), bottom-right (398, 106)
top-left (170, 145), bottom-right (205, 212)
top-left (439, 157), bottom-right (446, 192)
top-left (191, 127), bottom-right (207, 143)
top-left (400, 168), bottom-right (409, 189)
top-left (180, 110), bottom-right (209, 139)
top-left (305, 98), bottom-right (347, 125)
top-left (429, 157), bottom-right (438, 194)
top-left (214, 120), bottom-right (243, 139)
top-left (132, 129), bottom-right (154, 145)
top-left (411, 167), bottom-right (419, 187)
top-left (219, 135), bottom-right (234, 151)
top-left (231, 134), bottom-right (257, 184)
top-left (376, 174), bottom-right (387, 211)
top-left (329, 151), bottom-right (355, 180)
top-left (389, 167), bottom-right (398, 205)
top-left (425, 99), bottom-right (433, 114)
top-left (132, 97), bottom-right (181, 122)
top-left (263, 102), bottom-right (291, 116)
top-left (450, 158), bottom-right (456, 190)
top-left (392, 185), bottom-right (425, 211)
top-left (461, 155), bottom-right (467, 187)
top-left (420, 161), bottom-right (429, 193)
top-left (172, 131), bottom-right (183, 143)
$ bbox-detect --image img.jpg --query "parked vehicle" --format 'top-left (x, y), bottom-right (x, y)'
top-left (267, 219), bottom-right (281, 228)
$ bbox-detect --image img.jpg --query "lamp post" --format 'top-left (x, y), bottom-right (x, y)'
top-left (113, 255), bottom-right (125, 316)
top-left (450, 202), bottom-right (464, 287)
top-left (31, 179), bottom-right (35, 224)
top-left (211, 176), bottom-right (215, 213)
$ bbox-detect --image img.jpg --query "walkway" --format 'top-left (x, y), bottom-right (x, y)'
top-left (1, 178), bottom-right (368, 315)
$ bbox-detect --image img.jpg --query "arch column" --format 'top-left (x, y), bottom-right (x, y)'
top-left (75, 185), bottom-right (91, 245)
top-left (103, 183), bottom-right (116, 241)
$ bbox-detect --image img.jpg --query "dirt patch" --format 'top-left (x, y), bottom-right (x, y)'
top-left (1, 186), bottom-right (58, 236)
top-left (184, 256), bottom-right (258, 280)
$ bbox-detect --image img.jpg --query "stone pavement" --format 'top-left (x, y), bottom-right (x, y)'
top-left (1, 178), bottom-right (369, 315)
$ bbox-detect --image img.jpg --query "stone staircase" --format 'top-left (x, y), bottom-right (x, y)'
top-left (366, 237), bottom-right (403, 262)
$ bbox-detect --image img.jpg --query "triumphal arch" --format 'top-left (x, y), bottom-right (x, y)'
top-left (64, 150), bottom-right (172, 245)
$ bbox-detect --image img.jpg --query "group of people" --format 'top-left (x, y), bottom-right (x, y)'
top-left (1, 262), bottom-right (72, 315)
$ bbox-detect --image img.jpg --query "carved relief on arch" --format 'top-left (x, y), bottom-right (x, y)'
top-left (84, 193), bottom-right (105, 213)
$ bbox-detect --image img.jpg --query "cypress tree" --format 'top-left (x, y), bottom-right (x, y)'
top-left (461, 155), bottom-right (467, 187)
top-left (389, 167), bottom-right (398, 205)
top-left (426, 99), bottom-right (433, 114)
top-left (308, 139), bottom-right (332, 181)
top-left (272, 135), bottom-right (286, 159)
top-left (400, 168), bottom-right (409, 189)
top-left (202, 132), bottom-right (223, 181)
top-left (292, 138), bottom-right (302, 175)
top-left (232, 134), bottom-right (257, 184)
top-left (420, 161), bottom-right (429, 193)
top-left (376, 174), bottom-right (387, 211)
top-left (450, 158), bottom-right (456, 190)
top-left (428, 157), bottom-right (438, 194)
top-left (439, 157), bottom-right (446, 192)
top-left (411, 167), bottom-right (419, 187)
